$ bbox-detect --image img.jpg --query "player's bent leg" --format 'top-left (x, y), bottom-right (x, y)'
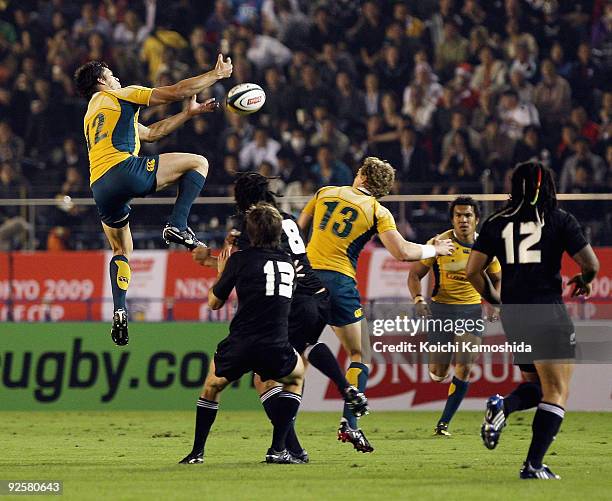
top-left (519, 362), bottom-right (573, 478)
top-left (102, 222), bottom-right (133, 346)
top-left (482, 366), bottom-right (543, 450)
top-left (156, 153), bottom-right (209, 250)
top-left (180, 360), bottom-right (229, 465)
top-left (304, 343), bottom-right (369, 418)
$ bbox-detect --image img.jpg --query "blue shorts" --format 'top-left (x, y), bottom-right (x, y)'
top-left (91, 155), bottom-right (159, 228)
top-left (314, 270), bottom-right (363, 327)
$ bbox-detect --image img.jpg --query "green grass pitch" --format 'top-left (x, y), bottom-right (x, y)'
top-left (2, 411), bottom-right (610, 500)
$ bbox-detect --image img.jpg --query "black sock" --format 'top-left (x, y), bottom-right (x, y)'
top-left (169, 171), bottom-right (206, 230)
top-left (191, 397), bottom-right (219, 454)
top-left (306, 343), bottom-right (349, 394)
top-left (109, 255), bottom-right (130, 311)
top-left (260, 386), bottom-right (282, 422)
top-left (260, 387), bottom-right (303, 453)
top-left (526, 402), bottom-right (565, 469)
top-left (503, 382), bottom-right (542, 416)
top-left (271, 391), bottom-right (301, 452)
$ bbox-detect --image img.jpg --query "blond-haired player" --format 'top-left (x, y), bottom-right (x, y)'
top-left (298, 157), bottom-right (454, 452)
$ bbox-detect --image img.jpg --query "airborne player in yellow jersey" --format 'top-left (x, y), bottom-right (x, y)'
top-left (298, 157), bottom-right (454, 452)
top-left (408, 196), bottom-right (501, 436)
top-left (74, 55), bottom-right (233, 346)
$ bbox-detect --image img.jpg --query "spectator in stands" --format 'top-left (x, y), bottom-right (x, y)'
top-left (498, 89), bottom-right (540, 140)
top-left (569, 106), bottom-right (600, 146)
top-left (240, 22), bottom-right (292, 71)
top-left (0, 121), bottom-right (24, 165)
top-left (239, 127), bottom-right (281, 172)
top-left (402, 62), bottom-right (442, 115)
top-left (364, 72), bottom-right (383, 117)
top-left (394, 126), bottom-right (431, 183)
top-left (568, 42), bottom-right (600, 113)
top-left (441, 111), bottom-right (481, 159)
top-left (403, 84), bottom-right (436, 132)
top-left (318, 43), bottom-right (356, 89)
top-left (479, 117), bottom-right (515, 179)
top-left (349, 0), bottom-right (386, 70)
top-left (513, 126), bottom-right (552, 168)
top-left (205, 0), bottom-right (233, 41)
top-left (308, 5), bottom-right (339, 54)
top-left (310, 144), bottom-right (352, 188)
top-left (471, 45), bottom-right (507, 95)
top-left (310, 117), bottom-right (350, 161)
top-left (471, 90), bottom-right (496, 132)
top-left (534, 59), bottom-right (572, 134)
top-left (509, 42), bottom-right (538, 82)
top-left (556, 124), bottom-right (578, 171)
top-left (560, 136), bottom-right (607, 192)
top-left (72, 2), bottom-right (112, 43)
top-left (438, 130), bottom-right (480, 182)
top-left (508, 66), bottom-right (535, 104)
top-left (434, 19), bottom-right (469, 81)
top-left (334, 71), bottom-right (366, 133)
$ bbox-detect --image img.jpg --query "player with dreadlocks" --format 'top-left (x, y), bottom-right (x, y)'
top-left (189, 172), bottom-right (369, 464)
top-left (466, 161), bottom-right (600, 479)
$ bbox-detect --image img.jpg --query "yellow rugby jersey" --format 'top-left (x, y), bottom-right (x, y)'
top-left (83, 85), bottom-right (153, 185)
top-left (303, 186), bottom-right (397, 279)
top-left (421, 229), bottom-right (501, 304)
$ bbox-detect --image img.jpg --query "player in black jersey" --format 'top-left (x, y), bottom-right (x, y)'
top-left (179, 203), bottom-right (305, 465)
top-left (193, 173), bottom-right (369, 460)
top-left (466, 161), bottom-right (600, 479)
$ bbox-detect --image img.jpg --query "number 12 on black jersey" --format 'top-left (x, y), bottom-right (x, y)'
top-left (264, 261), bottom-right (295, 298)
top-left (501, 221), bottom-right (542, 264)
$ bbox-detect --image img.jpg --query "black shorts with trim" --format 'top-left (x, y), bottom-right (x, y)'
top-left (288, 290), bottom-right (330, 353)
top-left (501, 301), bottom-right (576, 364)
top-left (214, 336), bottom-right (298, 382)
top-left (91, 155), bottom-right (159, 228)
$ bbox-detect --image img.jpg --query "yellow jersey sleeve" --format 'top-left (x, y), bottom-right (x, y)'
top-left (107, 85), bottom-right (153, 106)
top-left (486, 256), bottom-right (502, 274)
top-left (303, 187), bottom-right (332, 216)
top-left (374, 202), bottom-right (397, 234)
top-left (420, 236), bottom-right (436, 268)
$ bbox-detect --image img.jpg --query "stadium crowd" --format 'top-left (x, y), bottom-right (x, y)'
top-left (0, 0), bottom-right (611, 250)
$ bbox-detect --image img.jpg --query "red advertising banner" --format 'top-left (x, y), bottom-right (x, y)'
top-left (164, 250), bottom-right (235, 321)
top-left (0, 251), bottom-right (105, 321)
top-left (0, 247), bottom-right (610, 321)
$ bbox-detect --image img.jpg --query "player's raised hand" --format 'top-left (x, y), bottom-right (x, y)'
top-left (192, 246), bottom-right (211, 265)
top-left (218, 245), bottom-right (232, 274)
top-left (433, 237), bottom-right (454, 256)
top-left (186, 96), bottom-right (218, 116)
top-left (567, 273), bottom-right (592, 297)
top-left (224, 229), bottom-right (241, 247)
top-left (215, 54), bottom-right (233, 79)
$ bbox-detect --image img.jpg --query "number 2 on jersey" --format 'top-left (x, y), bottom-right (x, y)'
top-left (264, 261), bottom-right (295, 298)
top-left (501, 221), bottom-right (542, 264)
top-left (319, 201), bottom-right (359, 238)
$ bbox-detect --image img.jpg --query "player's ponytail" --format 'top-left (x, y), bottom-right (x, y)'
top-left (507, 161), bottom-right (557, 219)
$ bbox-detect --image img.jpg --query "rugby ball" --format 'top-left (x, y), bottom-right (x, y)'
top-left (226, 83), bottom-right (266, 115)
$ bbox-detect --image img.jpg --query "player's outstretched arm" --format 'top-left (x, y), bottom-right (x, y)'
top-left (567, 244), bottom-right (600, 297)
top-left (148, 54), bottom-right (232, 106)
top-left (139, 96), bottom-right (217, 142)
top-left (379, 230), bottom-right (454, 262)
top-left (466, 250), bottom-right (501, 305)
